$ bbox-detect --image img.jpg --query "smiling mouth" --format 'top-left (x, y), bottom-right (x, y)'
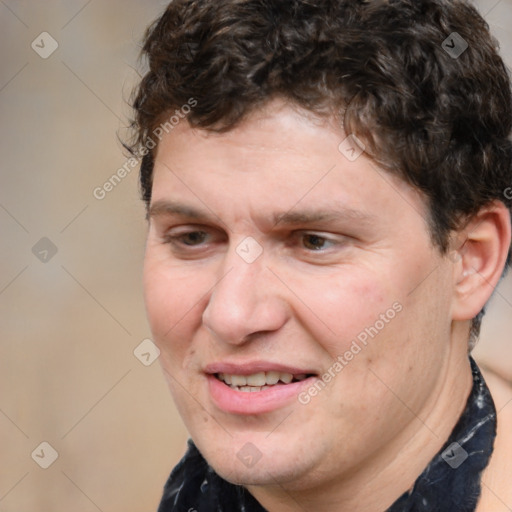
top-left (215, 371), bottom-right (315, 392)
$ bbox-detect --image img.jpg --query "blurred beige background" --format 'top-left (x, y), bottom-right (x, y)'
top-left (0, 1), bottom-right (511, 511)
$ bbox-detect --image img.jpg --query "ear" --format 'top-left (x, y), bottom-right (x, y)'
top-left (451, 201), bottom-right (511, 322)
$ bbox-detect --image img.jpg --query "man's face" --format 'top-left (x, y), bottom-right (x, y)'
top-left (143, 100), bottom-right (457, 491)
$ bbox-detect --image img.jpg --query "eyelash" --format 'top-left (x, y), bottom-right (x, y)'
top-left (300, 233), bottom-right (336, 251)
top-left (165, 231), bottom-right (210, 246)
top-left (162, 229), bottom-right (340, 253)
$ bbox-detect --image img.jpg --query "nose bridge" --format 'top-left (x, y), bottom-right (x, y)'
top-left (202, 243), bottom-right (284, 344)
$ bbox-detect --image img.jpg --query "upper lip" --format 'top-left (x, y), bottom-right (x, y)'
top-left (204, 361), bottom-right (317, 375)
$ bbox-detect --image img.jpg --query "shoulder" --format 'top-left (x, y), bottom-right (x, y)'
top-left (477, 368), bottom-right (512, 511)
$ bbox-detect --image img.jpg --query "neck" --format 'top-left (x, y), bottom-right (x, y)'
top-left (247, 340), bottom-right (474, 511)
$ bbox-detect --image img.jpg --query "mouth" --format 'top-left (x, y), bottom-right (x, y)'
top-left (206, 365), bottom-right (318, 414)
top-left (215, 371), bottom-right (314, 392)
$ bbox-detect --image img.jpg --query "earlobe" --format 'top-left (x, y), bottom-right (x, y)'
top-left (451, 201), bottom-right (511, 322)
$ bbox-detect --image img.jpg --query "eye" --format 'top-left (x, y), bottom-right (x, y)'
top-left (302, 233), bottom-right (331, 251)
top-left (298, 232), bottom-right (342, 252)
top-left (177, 231), bottom-right (208, 246)
top-left (163, 229), bottom-right (211, 249)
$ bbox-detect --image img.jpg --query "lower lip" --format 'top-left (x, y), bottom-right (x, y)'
top-left (207, 374), bottom-right (315, 415)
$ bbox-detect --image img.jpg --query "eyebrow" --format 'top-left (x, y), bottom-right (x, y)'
top-left (148, 200), bottom-right (215, 221)
top-left (272, 208), bottom-right (375, 226)
top-left (148, 199), bottom-right (375, 228)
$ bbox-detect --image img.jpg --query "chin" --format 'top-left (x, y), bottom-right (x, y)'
top-left (216, 458), bottom-right (306, 487)
top-left (193, 435), bottom-right (314, 489)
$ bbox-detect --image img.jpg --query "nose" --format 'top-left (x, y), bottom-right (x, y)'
top-left (202, 246), bottom-right (288, 345)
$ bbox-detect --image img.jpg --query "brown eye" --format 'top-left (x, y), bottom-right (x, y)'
top-left (302, 234), bottom-right (329, 251)
top-left (163, 230), bottom-right (210, 249)
top-left (180, 231), bottom-right (208, 246)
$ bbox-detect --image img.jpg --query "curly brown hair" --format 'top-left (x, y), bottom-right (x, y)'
top-left (127, 0), bottom-right (512, 342)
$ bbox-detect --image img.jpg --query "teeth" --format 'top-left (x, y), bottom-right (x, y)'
top-left (246, 372), bottom-right (266, 386)
top-left (239, 386), bottom-right (262, 392)
top-left (266, 371), bottom-right (280, 385)
top-left (231, 375), bottom-right (247, 387)
top-left (280, 373), bottom-right (293, 384)
top-left (217, 370), bottom-right (306, 389)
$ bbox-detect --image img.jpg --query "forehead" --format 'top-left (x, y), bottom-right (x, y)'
top-left (151, 100), bottom-right (429, 232)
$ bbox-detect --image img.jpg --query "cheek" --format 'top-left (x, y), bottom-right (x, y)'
top-left (143, 254), bottom-right (208, 348)
top-left (291, 266), bottom-right (393, 355)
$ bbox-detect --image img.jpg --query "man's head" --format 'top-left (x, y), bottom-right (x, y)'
top-left (130, 0), bottom-right (512, 506)
top-left (130, 0), bottom-right (512, 343)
